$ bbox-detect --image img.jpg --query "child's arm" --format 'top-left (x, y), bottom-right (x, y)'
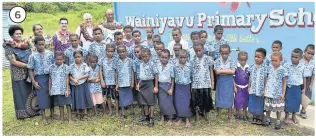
top-left (130, 70), bottom-right (134, 89)
top-left (281, 77), bottom-right (287, 100)
top-left (262, 76), bottom-right (267, 97)
top-left (77, 74), bottom-right (89, 81)
top-left (99, 66), bottom-right (106, 88)
top-left (218, 69), bottom-right (235, 74)
top-left (48, 76), bottom-right (52, 95)
top-left (303, 77), bottom-right (306, 94)
top-left (66, 74), bottom-right (70, 97)
top-left (210, 66), bottom-right (214, 89)
top-left (28, 69), bottom-right (41, 90)
top-left (115, 70), bottom-right (118, 92)
top-left (248, 74), bottom-right (251, 93)
top-left (169, 78), bottom-right (175, 95)
top-left (95, 72), bottom-right (101, 83)
top-left (233, 79), bottom-right (237, 93)
top-left (309, 74), bottom-right (314, 91)
top-left (153, 74), bottom-right (158, 93)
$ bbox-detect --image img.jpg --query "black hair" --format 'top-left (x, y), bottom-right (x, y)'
top-left (135, 45), bottom-right (143, 50)
top-left (132, 30), bottom-right (141, 36)
top-left (292, 48), bottom-right (303, 57)
top-left (106, 43), bottom-right (116, 51)
top-left (117, 45), bottom-right (126, 51)
top-left (161, 49), bottom-right (170, 58)
top-left (54, 51), bottom-right (65, 59)
top-left (172, 27), bottom-right (182, 34)
top-left (93, 27), bottom-right (103, 34)
top-left (190, 31), bottom-right (200, 39)
top-left (73, 50), bottom-right (83, 57)
top-left (214, 25), bottom-right (223, 32)
top-left (89, 54), bottom-right (98, 62)
top-left (219, 44), bottom-right (231, 53)
top-left (305, 44), bottom-right (315, 51)
top-left (59, 17), bottom-right (68, 24)
top-left (146, 27), bottom-right (154, 32)
top-left (153, 34), bottom-right (161, 41)
top-left (123, 25), bottom-right (133, 31)
top-left (193, 40), bottom-right (204, 48)
top-left (238, 51), bottom-right (248, 59)
top-left (199, 30), bottom-right (207, 37)
top-left (155, 41), bottom-right (165, 48)
top-left (114, 31), bottom-right (123, 38)
top-left (141, 48), bottom-right (151, 56)
top-left (34, 36), bottom-right (45, 45)
top-left (272, 40), bottom-right (282, 48)
top-left (179, 49), bottom-right (188, 57)
top-left (69, 33), bottom-right (79, 39)
top-left (32, 24), bottom-right (43, 32)
top-left (255, 48), bottom-right (267, 57)
top-left (174, 43), bottom-right (182, 49)
top-left (8, 25), bottom-right (24, 37)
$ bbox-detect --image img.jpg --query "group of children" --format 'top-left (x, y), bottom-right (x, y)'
top-left (27, 25), bottom-right (314, 130)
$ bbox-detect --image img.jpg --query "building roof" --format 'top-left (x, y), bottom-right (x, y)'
top-left (3, 3), bottom-right (17, 10)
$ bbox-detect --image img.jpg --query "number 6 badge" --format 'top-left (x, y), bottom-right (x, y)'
top-left (9, 6), bottom-right (27, 23)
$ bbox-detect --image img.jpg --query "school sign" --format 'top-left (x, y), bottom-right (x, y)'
top-left (114, 2), bottom-right (314, 63)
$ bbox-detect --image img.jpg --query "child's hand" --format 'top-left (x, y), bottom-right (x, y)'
top-left (101, 81), bottom-right (106, 88)
top-left (308, 84), bottom-right (312, 92)
top-left (302, 89), bottom-right (305, 94)
top-left (136, 84), bottom-right (140, 91)
top-left (168, 89), bottom-right (173, 95)
top-left (248, 87), bottom-right (251, 93)
top-left (234, 86), bottom-right (237, 93)
top-left (153, 87), bottom-right (158, 93)
top-left (115, 85), bottom-right (119, 92)
top-left (280, 94), bottom-right (285, 100)
top-left (211, 81), bottom-right (214, 90)
top-left (261, 91), bottom-right (265, 97)
top-left (65, 90), bottom-right (69, 97)
top-left (73, 79), bottom-right (79, 85)
top-left (130, 82), bottom-right (134, 89)
top-left (33, 81), bottom-right (41, 90)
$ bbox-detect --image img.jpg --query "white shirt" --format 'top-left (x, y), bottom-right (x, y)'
top-left (168, 39), bottom-right (189, 56)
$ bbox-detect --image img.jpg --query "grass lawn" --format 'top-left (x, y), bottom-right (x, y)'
top-left (2, 69), bottom-right (314, 136)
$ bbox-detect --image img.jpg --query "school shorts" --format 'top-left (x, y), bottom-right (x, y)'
top-left (102, 85), bottom-right (119, 100)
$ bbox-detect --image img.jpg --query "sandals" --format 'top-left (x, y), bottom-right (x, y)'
top-left (256, 119), bottom-right (263, 125)
top-left (251, 118), bottom-right (257, 124)
top-left (242, 116), bottom-right (249, 121)
top-left (264, 120), bottom-right (271, 127)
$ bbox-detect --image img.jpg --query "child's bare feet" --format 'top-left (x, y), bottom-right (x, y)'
top-left (42, 118), bottom-right (49, 125)
top-left (159, 120), bottom-right (164, 125)
top-left (185, 122), bottom-right (191, 128)
top-left (167, 120), bottom-right (173, 125)
top-left (108, 111), bottom-right (112, 116)
top-left (284, 118), bottom-right (291, 124)
top-left (116, 111), bottom-right (119, 117)
top-left (292, 117), bottom-right (299, 124)
top-left (175, 119), bottom-right (181, 126)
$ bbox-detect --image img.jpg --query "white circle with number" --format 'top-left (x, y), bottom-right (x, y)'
top-left (9, 6), bottom-right (26, 23)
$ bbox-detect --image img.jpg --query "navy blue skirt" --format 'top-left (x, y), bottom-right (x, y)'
top-left (158, 82), bottom-right (176, 116)
top-left (139, 80), bottom-right (156, 106)
top-left (35, 75), bottom-right (51, 110)
top-left (215, 75), bottom-right (234, 108)
top-left (248, 94), bottom-right (264, 116)
top-left (118, 87), bottom-right (133, 107)
top-left (285, 85), bottom-right (301, 113)
top-left (175, 84), bottom-right (192, 118)
top-left (71, 82), bottom-right (93, 110)
top-left (54, 95), bottom-right (72, 107)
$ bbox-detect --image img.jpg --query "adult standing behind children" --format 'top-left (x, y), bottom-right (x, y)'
top-left (52, 18), bottom-right (72, 53)
top-left (167, 27), bottom-right (189, 57)
top-left (99, 9), bottom-right (123, 44)
top-left (75, 13), bottom-right (97, 51)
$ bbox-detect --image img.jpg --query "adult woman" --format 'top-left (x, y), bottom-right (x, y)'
top-left (52, 17), bottom-right (72, 52)
top-left (29, 24), bottom-right (52, 52)
top-left (75, 13), bottom-right (96, 51)
top-left (3, 25), bottom-right (37, 119)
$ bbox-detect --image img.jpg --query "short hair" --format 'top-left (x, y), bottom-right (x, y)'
top-left (89, 54), bottom-right (98, 62)
top-left (172, 27), bottom-right (182, 34)
top-left (271, 51), bottom-right (283, 61)
top-left (190, 31), bottom-right (200, 39)
top-left (152, 35), bottom-right (161, 41)
top-left (123, 25), bottom-right (133, 31)
top-left (117, 45), bottom-right (126, 51)
top-left (255, 48), bottom-right (267, 57)
top-left (305, 44), bottom-right (315, 51)
top-left (83, 13), bottom-right (92, 19)
top-left (69, 33), bottom-right (79, 39)
top-left (174, 43), bottom-right (182, 49)
top-left (32, 24), bottom-right (43, 32)
top-left (193, 40), bottom-right (204, 48)
top-left (160, 49), bottom-right (170, 58)
top-left (59, 17), bottom-right (68, 24)
top-left (292, 48), bottom-right (303, 57)
top-left (135, 45), bottom-right (143, 50)
top-left (114, 31), bottom-right (123, 38)
top-left (34, 36), bottom-right (45, 45)
top-left (238, 51), bottom-right (248, 59)
top-left (155, 41), bottom-right (164, 48)
top-left (214, 25), bottom-right (223, 32)
top-left (93, 27), bottom-right (103, 34)
top-left (141, 48), bottom-right (151, 56)
top-left (73, 50), bottom-right (83, 57)
top-left (220, 44), bottom-right (231, 53)
top-left (132, 30), bottom-right (141, 36)
top-left (106, 43), bottom-right (116, 50)
top-left (179, 49), bottom-right (188, 56)
top-left (272, 40), bottom-right (282, 48)
top-left (54, 51), bottom-right (65, 59)
top-left (199, 30), bottom-right (207, 37)
top-left (146, 27), bottom-right (154, 32)
top-left (8, 25), bottom-right (24, 36)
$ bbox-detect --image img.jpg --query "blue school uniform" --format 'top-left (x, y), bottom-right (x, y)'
top-left (284, 61), bottom-right (305, 113)
top-left (173, 62), bottom-right (192, 117)
top-left (45, 63), bottom-right (72, 106)
top-left (265, 53), bottom-right (288, 67)
top-left (264, 65), bottom-right (288, 112)
top-left (210, 38), bottom-right (229, 60)
top-left (138, 60), bottom-right (158, 106)
top-left (204, 41), bottom-right (213, 56)
top-left (88, 65), bottom-right (102, 94)
top-left (133, 57), bottom-right (141, 81)
top-left (28, 50), bottom-right (54, 109)
top-left (157, 62), bottom-right (176, 116)
top-left (88, 41), bottom-right (106, 65)
top-left (114, 58), bottom-right (134, 107)
top-left (64, 45), bottom-right (88, 65)
top-left (101, 57), bottom-right (118, 99)
top-left (302, 58), bottom-right (315, 99)
top-left (150, 48), bottom-right (160, 64)
top-left (190, 55), bottom-right (214, 115)
top-left (248, 63), bottom-right (268, 116)
top-left (69, 62), bottom-right (93, 109)
top-left (214, 56), bottom-right (236, 109)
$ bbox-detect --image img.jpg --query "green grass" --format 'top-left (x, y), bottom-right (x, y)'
top-left (19, 2), bottom-right (112, 37)
top-left (2, 69), bottom-right (314, 136)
